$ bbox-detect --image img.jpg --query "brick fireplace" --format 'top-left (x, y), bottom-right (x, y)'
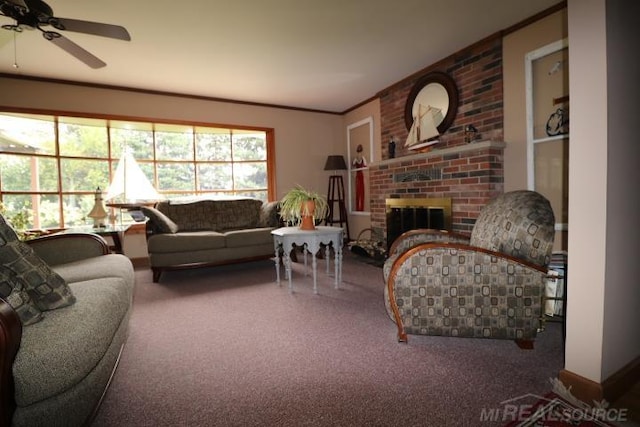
top-left (369, 141), bottom-right (505, 241)
top-left (369, 35), bottom-right (506, 244)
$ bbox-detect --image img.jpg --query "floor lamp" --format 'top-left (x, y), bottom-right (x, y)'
top-left (323, 155), bottom-right (349, 240)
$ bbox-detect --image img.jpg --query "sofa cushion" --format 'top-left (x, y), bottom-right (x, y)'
top-left (224, 228), bottom-right (275, 248)
top-left (156, 198), bottom-right (263, 232)
top-left (13, 277), bottom-right (131, 407)
top-left (147, 231), bottom-right (226, 253)
top-left (0, 215), bottom-right (75, 314)
top-left (0, 216), bottom-right (43, 324)
top-left (0, 268), bottom-right (43, 325)
top-left (53, 254), bottom-right (135, 300)
top-left (140, 206), bottom-right (179, 233)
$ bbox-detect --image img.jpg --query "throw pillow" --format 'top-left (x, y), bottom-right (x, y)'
top-left (0, 269), bottom-right (44, 326)
top-left (140, 206), bottom-right (179, 233)
top-left (2, 241), bottom-right (76, 311)
top-left (258, 201), bottom-right (280, 228)
top-left (0, 215), bottom-right (75, 313)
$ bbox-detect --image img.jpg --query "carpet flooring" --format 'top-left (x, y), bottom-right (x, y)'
top-left (93, 252), bottom-right (565, 427)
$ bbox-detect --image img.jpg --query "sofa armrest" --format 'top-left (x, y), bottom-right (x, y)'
top-left (386, 242), bottom-right (548, 343)
top-left (0, 298), bottom-right (22, 427)
top-left (387, 228), bottom-right (470, 257)
top-left (383, 229), bottom-right (471, 282)
top-left (26, 233), bottom-right (109, 266)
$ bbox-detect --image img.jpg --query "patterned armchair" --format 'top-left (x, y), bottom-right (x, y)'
top-left (384, 190), bottom-right (555, 347)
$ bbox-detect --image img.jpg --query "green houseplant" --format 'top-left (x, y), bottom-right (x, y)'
top-left (279, 185), bottom-right (329, 230)
top-left (0, 202), bottom-right (35, 241)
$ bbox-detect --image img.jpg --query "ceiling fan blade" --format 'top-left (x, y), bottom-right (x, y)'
top-left (55, 17), bottom-right (130, 41)
top-left (47, 33), bottom-right (106, 68)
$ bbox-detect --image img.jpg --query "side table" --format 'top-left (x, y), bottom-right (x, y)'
top-left (271, 226), bottom-right (343, 294)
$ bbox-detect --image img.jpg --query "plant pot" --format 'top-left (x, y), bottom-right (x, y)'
top-left (299, 200), bottom-right (316, 230)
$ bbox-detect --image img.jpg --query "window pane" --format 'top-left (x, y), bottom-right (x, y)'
top-left (63, 194), bottom-right (98, 227)
top-left (0, 154), bottom-right (59, 192)
top-left (233, 162), bottom-right (267, 190)
top-left (195, 128), bottom-right (232, 161)
top-left (0, 113), bottom-right (56, 155)
top-left (155, 124), bottom-right (194, 160)
top-left (157, 163), bottom-right (195, 191)
top-left (197, 163), bottom-right (232, 190)
top-left (1, 111), bottom-right (273, 230)
top-left (60, 159), bottom-right (110, 191)
top-left (0, 194), bottom-right (61, 229)
top-left (58, 117), bottom-right (108, 158)
top-left (110, 121), bottom-right (154, 159)
top-left (232, 131), bottom-right (266, 161)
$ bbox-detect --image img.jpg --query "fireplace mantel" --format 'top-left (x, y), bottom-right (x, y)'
top-left (368, 139), bottom-right (505, 236)
top-left (372, 140), bottom-right (506, 168)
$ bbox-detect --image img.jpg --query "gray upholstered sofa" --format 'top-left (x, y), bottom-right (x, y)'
top-left (143, 198), bottom-right (280, 282)
top-left (0, 222), bottom-right (135, 427)
top-left (383, 190), bottom-right (555, 347)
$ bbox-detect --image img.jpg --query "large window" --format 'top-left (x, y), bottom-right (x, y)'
top-left (0, 111), bottom-right (274, 229)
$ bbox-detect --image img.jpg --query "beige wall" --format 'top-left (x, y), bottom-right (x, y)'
top-left (565, 0), bottom-right (608, 384)
top-left (0, 76), bottom-right (343, 257)
top-left (0, 77), bottom-right (343, 200)
top-left (503, 9), bottom-right (568, 251)
top-left (566, 0), bottom-right (640, 385)
top-left (601, 0), bottom-right (640, 383)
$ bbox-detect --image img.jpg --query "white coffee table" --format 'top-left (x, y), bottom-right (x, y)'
top-left (271, 226), bottom-right (343, 294)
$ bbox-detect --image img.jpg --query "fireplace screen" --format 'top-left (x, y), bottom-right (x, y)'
top-left (385, 198), bottom-right (452, 250)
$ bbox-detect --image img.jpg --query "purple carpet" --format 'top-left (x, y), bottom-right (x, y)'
top-left (92, 252), bottom-right (564, 427)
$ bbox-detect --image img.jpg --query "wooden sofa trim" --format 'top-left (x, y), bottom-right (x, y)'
top-left (150, 254), bottom-right (274, 283)
top-left (0, 298), bottom-right (22, 427)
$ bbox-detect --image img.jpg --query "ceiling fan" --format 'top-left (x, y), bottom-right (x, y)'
top-left (0, 0), bottom-right (130, 68)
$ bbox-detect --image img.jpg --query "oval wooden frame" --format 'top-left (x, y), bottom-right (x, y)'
top-left (404, 71), bottom-right (459, 134)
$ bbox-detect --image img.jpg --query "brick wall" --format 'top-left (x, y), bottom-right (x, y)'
top-left (370, 142), bottom-right (504, 235)
top-left (371, 36), bottom-right (505, 238)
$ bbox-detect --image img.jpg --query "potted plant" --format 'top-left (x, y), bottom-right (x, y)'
top-left (279, 185), bottom-right (328, 230)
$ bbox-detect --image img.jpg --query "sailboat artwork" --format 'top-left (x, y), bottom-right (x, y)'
top-left (404, 104), bottom-right (443, 151)
top-left (105, 148), bottom-right (164, 208)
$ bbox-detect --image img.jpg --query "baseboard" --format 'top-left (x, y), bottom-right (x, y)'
top-left (559, 354), bottom-right (640, 405)
top-left (558, 370), bottom-right (604, 404)
top-left (602, 354), bottom-right (640, 403)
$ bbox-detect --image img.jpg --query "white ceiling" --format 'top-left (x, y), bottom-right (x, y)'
top-left (0, 0), bottom-right (563, 113)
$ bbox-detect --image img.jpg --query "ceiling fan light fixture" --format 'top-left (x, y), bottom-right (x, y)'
top-left (0, 0), bottom-right (130, 68)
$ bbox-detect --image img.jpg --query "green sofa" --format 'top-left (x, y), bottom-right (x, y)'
top-left (143, 198), bottom-right (280, 282)
top-left (0, 230), bottom-right (134, 427)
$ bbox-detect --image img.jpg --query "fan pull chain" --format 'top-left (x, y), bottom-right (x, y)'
top-left (12, 31), bottom-right (19, 69)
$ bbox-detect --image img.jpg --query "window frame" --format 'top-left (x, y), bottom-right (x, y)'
top-left (0, 107), bottom-right (276, 229)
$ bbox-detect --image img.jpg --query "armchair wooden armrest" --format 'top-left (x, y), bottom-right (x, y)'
top-left (0, 298), bottom-right (22, 427)
top-left (26, 232), bottom-right (109, 267)
top-left (383, 229), bottom-right (471, 283)
top-left (386, 242), bottom-right (548, 346)
top-left (387, 228), bottom-right (471, 258)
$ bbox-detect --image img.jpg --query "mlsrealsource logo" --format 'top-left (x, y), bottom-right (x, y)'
top-left (479, 393), bottom-right (629, 425)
